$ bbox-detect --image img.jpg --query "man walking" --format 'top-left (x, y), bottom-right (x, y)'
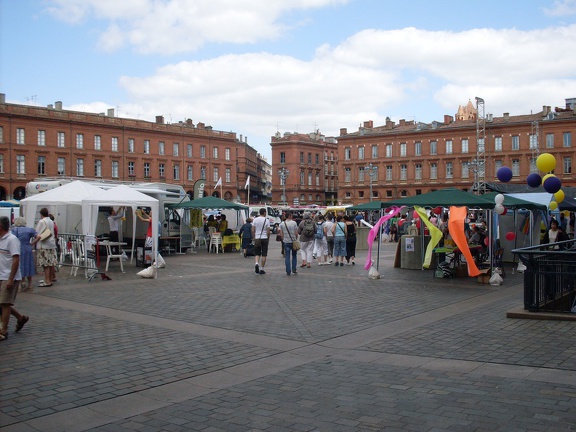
top-left (251, 208), bottom-right (270, 275)
top-left (0, 216), bottom-right (28, 341)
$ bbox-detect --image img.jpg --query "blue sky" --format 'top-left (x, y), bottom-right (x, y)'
top-left (2, 0), bottom-right (576, 162)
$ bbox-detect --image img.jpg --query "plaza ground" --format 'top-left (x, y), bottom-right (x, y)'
top-left (1, 241), bottom-right (575, 431)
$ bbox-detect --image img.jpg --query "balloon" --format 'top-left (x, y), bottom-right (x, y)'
top-left (542, 173), bottom-right (555, 183)
top-left (497, 166), bottom-right (513, 182)
top-left (484, 237), bottom-right (489, 247)
top-left (505, 232), bottom-right (516, 241)
top-left (554, 189), bottom-right (565, 203)
top-left (501, 207), bottom-right (508, 215)
top-left (549, 201), bottom-right (558, 211)
top-left (526, 172), bottom-right (542, 188)
top-left (494, 203), bottom-right (505, 214)
top-left (494, 193), bottom-right (505, 204)
top-left (536, 153), bottom-right (556, 173)
top-left (543, 176), bottom-right (562, 194)
top-left (433, 206), bottom-right (442, 215)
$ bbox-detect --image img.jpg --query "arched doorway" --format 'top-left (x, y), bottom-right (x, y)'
top-left (224, 191), bottom-right (233, 200)
top-left (13, 187), bottom-right (26, 200)
top-left (212, 191), bottom-right (220, 198)
top-left (0, 186), bottom-right (6, 201)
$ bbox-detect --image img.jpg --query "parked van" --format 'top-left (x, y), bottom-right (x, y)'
top-left (249, 205), bottom-right (282, 233)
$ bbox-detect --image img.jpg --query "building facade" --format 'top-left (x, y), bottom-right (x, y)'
top-left (337, 101), bottom-right (576, 204)
top-left (270, 131), bottom-right (338, 206)
top-left (0, 94), bottom-right (269, 203)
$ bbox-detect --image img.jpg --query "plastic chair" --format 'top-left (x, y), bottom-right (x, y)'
top-left (193, 227), bottom-right (207, 248)
top-left (105, 242), bottom-right (124, 272)
top-left (209, 232), bottom-right (222, 253)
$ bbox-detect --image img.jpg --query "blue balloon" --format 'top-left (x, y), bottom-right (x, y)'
top-left (526, 172), bottom-right (542, 188)
top-left (543, 176), bottom-right (562, 194)
top-left (497, 166), bottom-right (513, 183)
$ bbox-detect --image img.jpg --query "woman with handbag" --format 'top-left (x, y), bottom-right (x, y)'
top-left (279, 211), bottom-right (299, 276)
top-left (31, 208), bottom-right (57, 287)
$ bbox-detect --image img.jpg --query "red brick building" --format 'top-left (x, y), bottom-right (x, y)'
top-left (0, 94), bottom-right (270, 203)
top-left (337, 101), bottom-right (576, 204)
top-left (270, 131), bottom-right (338, 206)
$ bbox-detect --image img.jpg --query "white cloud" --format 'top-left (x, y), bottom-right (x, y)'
top-left (543, 0), bottom-right (576, 16)
top-left (45, 0), bottom-right (347, 54)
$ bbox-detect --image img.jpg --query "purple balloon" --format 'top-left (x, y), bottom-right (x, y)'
top-left (543, 176), bottom-right (562, 194)
top-left (497, 166), bottom-right (513, 183)
top-left (526, 172), bottom-right (542, 188)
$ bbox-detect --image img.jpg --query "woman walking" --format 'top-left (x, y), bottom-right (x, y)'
top-left (331, 214), bottom-right (347, 267)
top-left (11, 217), bottom-right (36, 291)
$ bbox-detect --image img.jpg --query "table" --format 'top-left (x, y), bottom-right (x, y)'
top-left (160, 236), bottom-right (179, 255)
top-left (221, 234), bottom-right (241, 252)
top-left (433, 244), bottom-right (484, 277)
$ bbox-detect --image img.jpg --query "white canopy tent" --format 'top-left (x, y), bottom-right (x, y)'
top-left (20, 180), bottom-right (105, 232)
top-left (81, 185), bottom-right (159, 272)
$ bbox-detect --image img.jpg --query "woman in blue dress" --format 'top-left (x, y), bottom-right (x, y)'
top-left (11, 217), bottom-right (37, 291)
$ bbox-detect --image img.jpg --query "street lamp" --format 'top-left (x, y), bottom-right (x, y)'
top-left (364, 163), bottom-right (377, 202)
top-left (278, 167), bottom-right (290, 205)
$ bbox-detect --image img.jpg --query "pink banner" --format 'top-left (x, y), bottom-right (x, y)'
top-left (364, 206), bottom-right (405, 270)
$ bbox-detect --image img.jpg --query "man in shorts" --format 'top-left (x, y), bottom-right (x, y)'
top-left (251, 208), bottom-right (270, 275)
top-left (0, 216), bottom-right (28, 341)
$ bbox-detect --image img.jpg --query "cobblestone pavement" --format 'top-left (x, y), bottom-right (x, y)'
top-left (1, 242), bottom-right (575, 431)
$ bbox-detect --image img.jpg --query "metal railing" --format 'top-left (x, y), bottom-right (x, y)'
top-left (512, 239), bottom-right (576, 313)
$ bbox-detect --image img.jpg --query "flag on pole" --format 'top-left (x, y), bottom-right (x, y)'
top-left (245, 175), bottom-right (250, 190)
top-left (214, 177), bottom-right (222, 189)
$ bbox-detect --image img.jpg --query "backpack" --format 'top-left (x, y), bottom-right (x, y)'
top-left (303, 219), bottom-right (315, 238)
top-left (315, 223), bottom-right (324, 240)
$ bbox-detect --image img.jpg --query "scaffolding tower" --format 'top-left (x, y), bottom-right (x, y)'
top-left (472, 96), bottom-right (486, 195)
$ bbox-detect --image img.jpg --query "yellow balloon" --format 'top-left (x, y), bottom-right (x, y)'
top-left (549, 201), bottom-right (558, 211)
top-left (542, 173), bottom-right (556, 183)
top-left (536, 153), bottom-right (556, 173)
top-left (554, 190), bottom-right (565, 203)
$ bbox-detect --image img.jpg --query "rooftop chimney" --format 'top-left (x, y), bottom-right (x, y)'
top-left (503, 112), bottom-right (510, 121)
top-left (444, 115), bottom-right (453, 125)
top-left (155, 115), bottom-right (164, 124)
top-left (0, 93), bottom-right (5, 104)
top-left (385, 118), bottom-right (394, 129)
top-left (186, 118), bottom-right (193, 126)
top-left (55, 101), bottom-right (63, 110)
top-left (399, 119), bottom-right (406, 126)
top-left (107, 108), bottom-right (115, 117)
top-left (363, 120), bottom-right (373, 129)
top-left (339, 128), bottom-right (347, 136)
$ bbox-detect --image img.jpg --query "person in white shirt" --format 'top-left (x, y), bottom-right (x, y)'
top-left (107, 206), bottom-right (125, 254)
top-left (278, 211), bottom-right (299, 275)
top-left (251, 208), bottom-right (270, 275)
top-left (0, 216), bottom-right (28, 341)
top-left (31, 208), bottom-right (57, 287)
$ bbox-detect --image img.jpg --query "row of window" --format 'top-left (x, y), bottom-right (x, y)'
top-left (343, 133), bottom-right (573, 160)
top-left (2, 155), bottom-right (234, 183)
top-left (343, 157), bottom-right (573, 182)
top-left (2, 127), bottom-right (232, 160)
top-left (278, 151), bottom-right (337, 165)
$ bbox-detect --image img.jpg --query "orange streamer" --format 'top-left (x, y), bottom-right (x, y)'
top-left (448, 206), bottom-right (481, 277)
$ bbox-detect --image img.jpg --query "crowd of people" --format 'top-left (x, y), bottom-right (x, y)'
top-left (243, 209), bottom-right (359, 276)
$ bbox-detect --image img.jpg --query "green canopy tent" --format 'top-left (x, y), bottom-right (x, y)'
top-left (349, 188), bottom-right (496, 211)
top-left (481, 192), bottom-right (547, 211)
top-left (170, 196), bottom-right (249, 252)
